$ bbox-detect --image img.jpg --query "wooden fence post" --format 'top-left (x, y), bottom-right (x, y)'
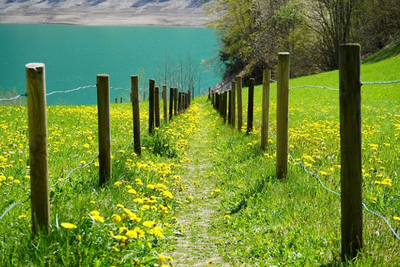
top-left (97, 74), bottom-right (112, 186)
top-left (169, 87), bottom-right (174, 120)
top-left (236, 76), bottom-right (243, 132)
top-left (131, 75), bottom-right (141, 156)
top-left (149, 79), bottom-right (155, 135)
top-left (174, 88), bottom-right (178, 116)
top-left (178, 92), bottom-right (182, 113)
top-left (339, 43), bottom-right (363, 261)
top-left (276, 52), bottom-right (290, 179)
top-left (212, 90), bottom-right (214, 107)
top-left (223, 91), bottom-right (228, 123)
top-left (115, 97), bottom-right (118, 104)
top-left (247, 78), bottom-right (255, 134)
top-left (26, 63), bottom-right (50, 234)
top-left (231, 81), bottom-right (236, 128)
top-left (261, 70), bottom-right (271, 151)
top-left (163, 85), bottom-right (167, 123)
top-left (120, 97), bottom-right (122, 103)
top-left (228, 90), bottom-right (232, 124)
top-left (155, 86), bottom-right (160, 128)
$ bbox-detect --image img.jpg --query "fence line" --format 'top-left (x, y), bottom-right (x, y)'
top-left (289, 85), bottom-right (339, 91)
top-left (362, 79), bottom-right (400, 85)
top-left (0, 93), bottom-right (27, 102)
top-left (50, 157), bottom-right (97, 188)
top-left (0, 196), bottom-right (30, 221)
top-left (46, 85), bottom-right (96, 96)
top-left (267, 130), bottom-right (400, 242)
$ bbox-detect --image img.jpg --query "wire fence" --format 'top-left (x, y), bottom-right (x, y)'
top-left (0, 84), bottom-right (132, 103)
top-left (268, 130), bottom-right (400, 241)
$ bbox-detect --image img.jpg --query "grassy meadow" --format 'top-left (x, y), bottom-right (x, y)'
top-left (0, 43), bottom-right (399, 266)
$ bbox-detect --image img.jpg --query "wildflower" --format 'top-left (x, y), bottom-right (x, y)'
top-left (147, 184), bottom-right (155, 190)
top-left (13, 179), bottom-right (20, 184)
top-left (394, 216), bottom-right (400, 221)
top-left (92, 215), bottom-right (104, 223)
top-left (90, 210), bottom-right (100, 216)
top-left (126, 230), bottom-right (138, 239)
top-left (114, 235), bottom-right (128, 242)
top-left (111, 214), bottom-right (121, 223)
top-left (128, 189), bottom-right (137, 194)
top-left (114, 181), bottom-right (122, 187)
top-left (143, 221), bottom-right (156, 228)
top-left (83, 144), bottom-right (90, 149)
top-left (24, 175), bottom-right (30, 180)
top-left (157, 254), bottom-right (166, 265)
top-left (76, 234), bottom-right (82, 240)
top-left (61, 222), bottom-right (77, 230)
top-left (224, 215), bottom-right (231, 220)
top-left (18, 214), bottom-right (27, 219)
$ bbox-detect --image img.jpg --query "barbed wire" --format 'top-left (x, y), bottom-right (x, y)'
top-left (50, 157), bottom-right (97, 188)
top-left (0, 196), bottom-right (30, 221)
top-left (362, 79), bottom-right (400, 85)
top-left (0, 93), bottom-right (27, 102)
top-left (289, 85), bottom-right (339, 91)
top-left (46, 85), bottom-right (96, 96)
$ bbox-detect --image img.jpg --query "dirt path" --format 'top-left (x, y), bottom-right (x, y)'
top-left (171, 104), bottom-right (229, 266)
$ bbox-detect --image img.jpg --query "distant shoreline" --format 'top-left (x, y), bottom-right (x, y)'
top-left (0, 6), bottom-right (211, 27)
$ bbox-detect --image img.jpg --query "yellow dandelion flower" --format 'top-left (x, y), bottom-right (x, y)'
top-left (114, 235), bottom-right (128, 242)
top-left (61, 222), bottom-right (77, 230)
top-left (92, 215), bottom-right (104, 223)
top-left (90, 210), bottom-right (100, 216)
top-left (157, 254), bottom-right (166, 265)
top-left (114, 181), bottom-right (122, 187)
top-left (143, 220), bottom-right (156, 228)
top-left (111, 214), bottom-right (121, 223)
top-left (126, 230), bottom-right (138, 239)
top-left (224, 215), bottom-right (231, 220)
top-left (393, 216), bottom-right (400, 221)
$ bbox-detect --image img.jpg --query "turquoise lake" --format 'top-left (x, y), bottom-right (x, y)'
top-left (0, 24), bottom-right (221, 105)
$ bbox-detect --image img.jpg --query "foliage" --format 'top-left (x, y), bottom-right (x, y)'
top-left (206, 0), bottom-right (400, 79)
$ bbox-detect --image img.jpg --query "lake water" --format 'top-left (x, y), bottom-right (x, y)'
top-left (0, 24), bottom-right (220, 105)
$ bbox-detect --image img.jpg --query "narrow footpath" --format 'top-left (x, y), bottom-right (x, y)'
top-left (171, 103), bottom-right (229, 266)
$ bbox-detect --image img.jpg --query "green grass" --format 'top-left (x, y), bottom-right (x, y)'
top-left (199, 44), bottom-right (400, 265)
top-left (0, 101), bottom-right (197, 266)
top-left (0, 44), bottom-right (399, 266)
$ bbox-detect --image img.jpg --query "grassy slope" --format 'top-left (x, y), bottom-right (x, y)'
top-left (200, 45), bottom-right (400, 265)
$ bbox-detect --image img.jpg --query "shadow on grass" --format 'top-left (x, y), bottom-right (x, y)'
top-left (363, 42), bottom-right (400, 64)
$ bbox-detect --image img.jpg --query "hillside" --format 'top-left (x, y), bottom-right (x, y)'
top-left (0, 0), bottom-right (212, 26)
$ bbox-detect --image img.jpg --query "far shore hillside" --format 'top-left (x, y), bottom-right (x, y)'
top-left (0, 0), bottom-right (211, 27)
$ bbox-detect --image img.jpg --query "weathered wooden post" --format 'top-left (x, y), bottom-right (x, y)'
top-left (131, 75), bottom-right (141, 156)
top-left (26, 63), bottom-right (49, 234)
top-left (339, 44), bottom-right (363, 261)
top-left (247, 78), bottom-right (255, 134)
top-left (163, 85), bottom-right (167, 123)
top-left (228, 90), bottom-right (232, 124)
top-left (155, 86), bottom-right (160, 128)
top-left (178, 92), bottom-right (182, 113)
top-left (120, 97), bottom-right (122, 103)
top-left (173, 88), bottom-right (178, 116)
top-left (97, 74), bottom-right (112, 186)
top-left (223, 91), bottom-right (228, 123)
top-left (115, 97), bottom-right (118, 104)
top-left (231, 81), bottom-right (236, 128)
top-left (169, 87), bottom-right (174, 120)
top-left (236, 76), bottom-right (243, 131)
top-left (276, 52), bottom-right (290, 179)
top-left (261, 70), bottom-right (271, 151)
top-left (149, 79), bottom-right (155, 135)
top-left (211, 90), bottom-right (214, 107)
